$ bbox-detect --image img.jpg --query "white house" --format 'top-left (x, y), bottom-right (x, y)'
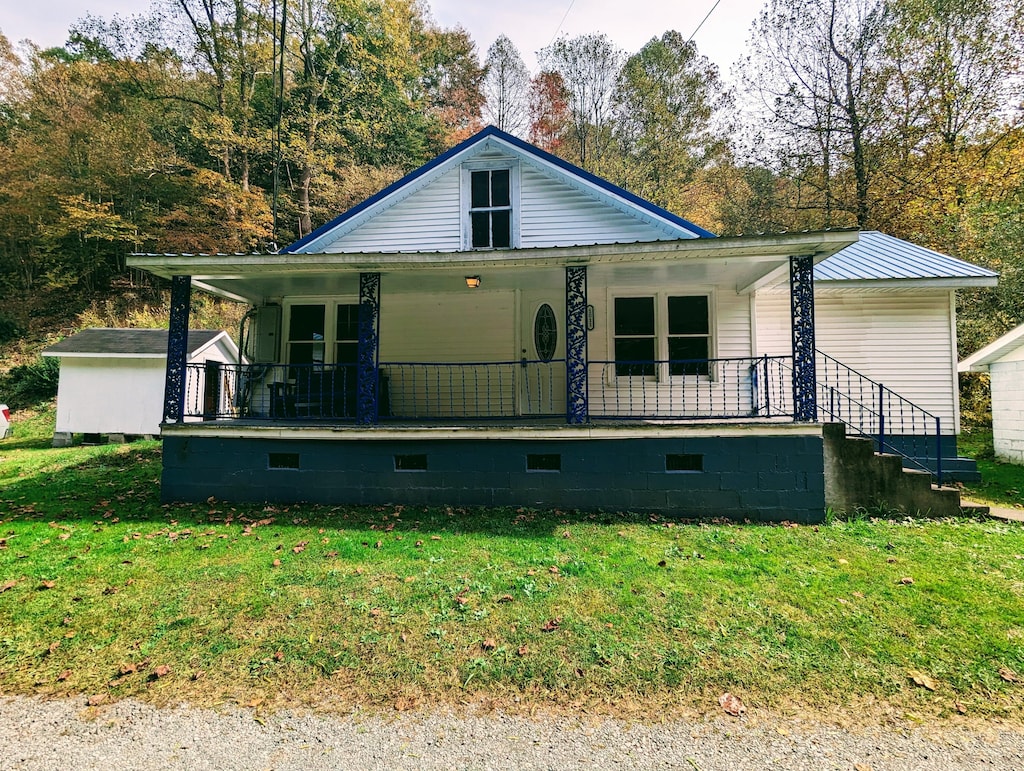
top-left (126, 127), bottom-right (989, 519)
top-left (959, 324), bottom-right (1024, 464)
top-left (43, 328), bottom-right (240, 445)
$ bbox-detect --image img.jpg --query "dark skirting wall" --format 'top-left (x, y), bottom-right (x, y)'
top-left (162, 433), bottom-right (827, 523)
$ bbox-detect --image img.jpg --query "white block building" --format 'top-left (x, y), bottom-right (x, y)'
top-left (960, 324), bottom-right (1024, 464)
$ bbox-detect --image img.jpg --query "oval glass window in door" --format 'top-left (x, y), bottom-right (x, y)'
top-left (534, 304), bottom-right (557, 362)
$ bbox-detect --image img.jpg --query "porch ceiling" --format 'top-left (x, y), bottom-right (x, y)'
top-left (128, 230), bottom-right (858, 304)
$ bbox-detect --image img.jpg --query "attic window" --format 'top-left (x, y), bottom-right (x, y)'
top-left (469, 169), bottom-right (512, 249)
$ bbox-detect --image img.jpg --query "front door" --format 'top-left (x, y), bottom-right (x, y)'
top-left (519, 292), bottom-right (566, 416)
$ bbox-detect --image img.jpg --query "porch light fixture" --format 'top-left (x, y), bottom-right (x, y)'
top-left (465, 275), bottom-right (481, 288)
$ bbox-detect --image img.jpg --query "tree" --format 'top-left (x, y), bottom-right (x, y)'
top-left (738, 0), bottom-right (888, 227)
top-left (612, 31), bottom-right (730, 214)
top-left (481, 34), bottom-right (530, 135)
top-left (538, 33), bottom-right (624, 172)
top-left (528, 70), bottom-right (569, 152)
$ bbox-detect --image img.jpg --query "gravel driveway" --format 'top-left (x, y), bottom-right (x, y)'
top-left (2, 695), bottom-right (1022, 770)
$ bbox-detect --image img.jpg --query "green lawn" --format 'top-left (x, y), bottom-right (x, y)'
top-left (1, 409), bottom-right (1023, 720)
top-left (958, 427), bottom-right (1024, 510)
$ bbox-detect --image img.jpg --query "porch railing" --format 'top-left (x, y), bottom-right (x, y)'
top-left (588, 356), bottom-right (793, 420)
top-left (814, 351), bottom-right (945, 482)
top-left (182, 360), bottom-right (564, 421)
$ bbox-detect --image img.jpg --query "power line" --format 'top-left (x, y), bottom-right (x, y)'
top-left (547, 0), bottom-right (578, 47)
top-left (688, 0), bottom-right (724, 42)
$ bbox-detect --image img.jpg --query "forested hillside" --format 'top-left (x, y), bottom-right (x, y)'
top-left (0, 0), bottom-right (1021, 401)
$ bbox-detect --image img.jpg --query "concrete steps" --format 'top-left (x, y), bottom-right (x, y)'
top-left (823, 424), bottom-right (965, 517)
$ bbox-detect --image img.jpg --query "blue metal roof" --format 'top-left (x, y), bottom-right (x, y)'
top-left (280, 125), bottom-right (716, 253)
top-left (815, 231), bottom-right (997, 281)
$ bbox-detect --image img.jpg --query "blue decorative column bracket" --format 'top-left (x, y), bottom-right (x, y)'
top-left (565, 265), bottom-right (589, 424)
top-left (357, 272), bottom-right (381, 425)
top-left (789, 255), bottom-right (817, 422)
top-left (162, 275), bottom-right (192, 424)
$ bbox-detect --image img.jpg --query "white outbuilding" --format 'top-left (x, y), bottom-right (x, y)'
top-left (959, 324), bottom-right (1024, 464)
top-left (43, 328), bottom-right (240, 446)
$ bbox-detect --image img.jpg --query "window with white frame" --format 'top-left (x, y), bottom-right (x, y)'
top-left (463, 163), bottom-right (518, 250)
top-left (613, 294), bottom-right (711, 377)
top-left (286, 302), bottom-right (360, 366)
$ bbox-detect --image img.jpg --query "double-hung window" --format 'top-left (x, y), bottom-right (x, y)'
top-left (612, 294), bottom-right (712, 378)
top-left (286, 302), bottom-right (360, 367)
top-left (463, 163), bottom-right (518, 250)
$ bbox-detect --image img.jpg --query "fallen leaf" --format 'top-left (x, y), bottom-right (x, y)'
top-left (999, 667), bottom-right (1019, 683)
top-left (908, 670), bottom-right (937, 690)
top-left (370, 608), bottom-right (382, 617)
top-left (272, 559), bottom-right (281, 567)
top-left (56, 669), bottom-right (72, 682)
top-left (899, 577), bottom-right (914, 585)
top-left (47, 641), bottom-right (60, 654)
top-left (374, 540), bottom-right (383, 549)
top-left (292, 541), bottom-right (308, 554)
top-left (954, 701), bottom-right (968, 714)
top-left (86, 694), bottom-right (107, 706)
top-left (837, 558), bottom-right (849, 565)
top-left (854, 764), bottom-right (873, 771)
top-left (541, 618), bottom-right (561, 632)
top-left (415, 540), bottom-right (424, 547)
top-left (39, 580), bottom-right (56, 590)
top-left (719, 692), bottom-right (746, 716)
top-left (497, 594), bottom-right (514, 603)
top-left (118, 662), bottom-right (138, 676)
top-left (548, 566), bottom-right (560, 574)
top-left (455, 595), bottom-right (469, 606)
top-left (152, 664), bottom-right (171, 679)
top-left (430, 535), bottom-right (442, 541)
top-left (482, 638), bottom-right (497, 651)
top-left (273, 651), bottom-right (284, 661)
top-left (0, 580), bottom-right (16, 593)
top-left (517, 645), bottom-right (528, 656)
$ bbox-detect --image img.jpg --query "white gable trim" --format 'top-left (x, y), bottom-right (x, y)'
top-left (959, 323), bottom-right (1024, 371)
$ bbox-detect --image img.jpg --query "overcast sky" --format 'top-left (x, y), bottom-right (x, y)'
top-left (2, 0), bottom-right (764, 78)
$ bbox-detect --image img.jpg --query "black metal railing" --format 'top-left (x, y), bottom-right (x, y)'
top-left (588, 356), bottom-right (793, 420)
top-left (814, 351), bottom-right (945, 482)
top-left (182, 360), bottom-right (564, 421)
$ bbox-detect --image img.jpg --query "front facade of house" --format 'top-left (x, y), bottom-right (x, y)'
top-left (129, 127), bottom-right (986, 520)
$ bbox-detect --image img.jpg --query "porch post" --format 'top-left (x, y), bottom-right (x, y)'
top-left (357, 272), bottom-right (381, 425)
top-left (789, 254), bottom-right (817, 421)
top-left (565, 265), bottom-right (588, 424)
top-left (162, 274), bottom-right (191, 424)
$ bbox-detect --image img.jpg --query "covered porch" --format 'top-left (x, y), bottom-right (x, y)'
top-left (131, 233), bottom-right (848, 430)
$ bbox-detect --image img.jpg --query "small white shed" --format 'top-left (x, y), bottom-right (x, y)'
top-left (959, 324), bottom-right (1024, 464)
top-left (43, 328), bottom-right (240, 445)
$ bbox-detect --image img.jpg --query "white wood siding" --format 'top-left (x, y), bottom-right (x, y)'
top-left (518, 165), bottom-right (670, 247)
top-left (991, 361), bottom-right (1024, 463)
top-left (314, 155), bottom-right (673, 253)
top-left (585, 270), bottom-right (756, 417)
top-left (754, 290), bottom-right (959, 430)
top-left (379, 291), bottom-right (518, 417)
top-left (322, 168), bottom-right (462, 253)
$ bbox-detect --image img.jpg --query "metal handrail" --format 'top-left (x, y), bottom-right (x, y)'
top-left (813, 351), bottom-right (944, 483)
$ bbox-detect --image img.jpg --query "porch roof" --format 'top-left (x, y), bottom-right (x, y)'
top-left (128, 230), bottom-right (858, 304)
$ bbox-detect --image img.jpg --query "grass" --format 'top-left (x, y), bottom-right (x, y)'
top-left (1, 409), bottom-right (1023, 721)
top-left (958, 427), bottom-right (1024, 510)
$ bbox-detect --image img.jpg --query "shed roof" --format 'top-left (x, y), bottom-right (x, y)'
top-left (816, 231), bottom-right (998, 283)
top-left (43, 328), bottom-right (228, 358)
top-left (959, 324), bottom-right (1024, 371)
